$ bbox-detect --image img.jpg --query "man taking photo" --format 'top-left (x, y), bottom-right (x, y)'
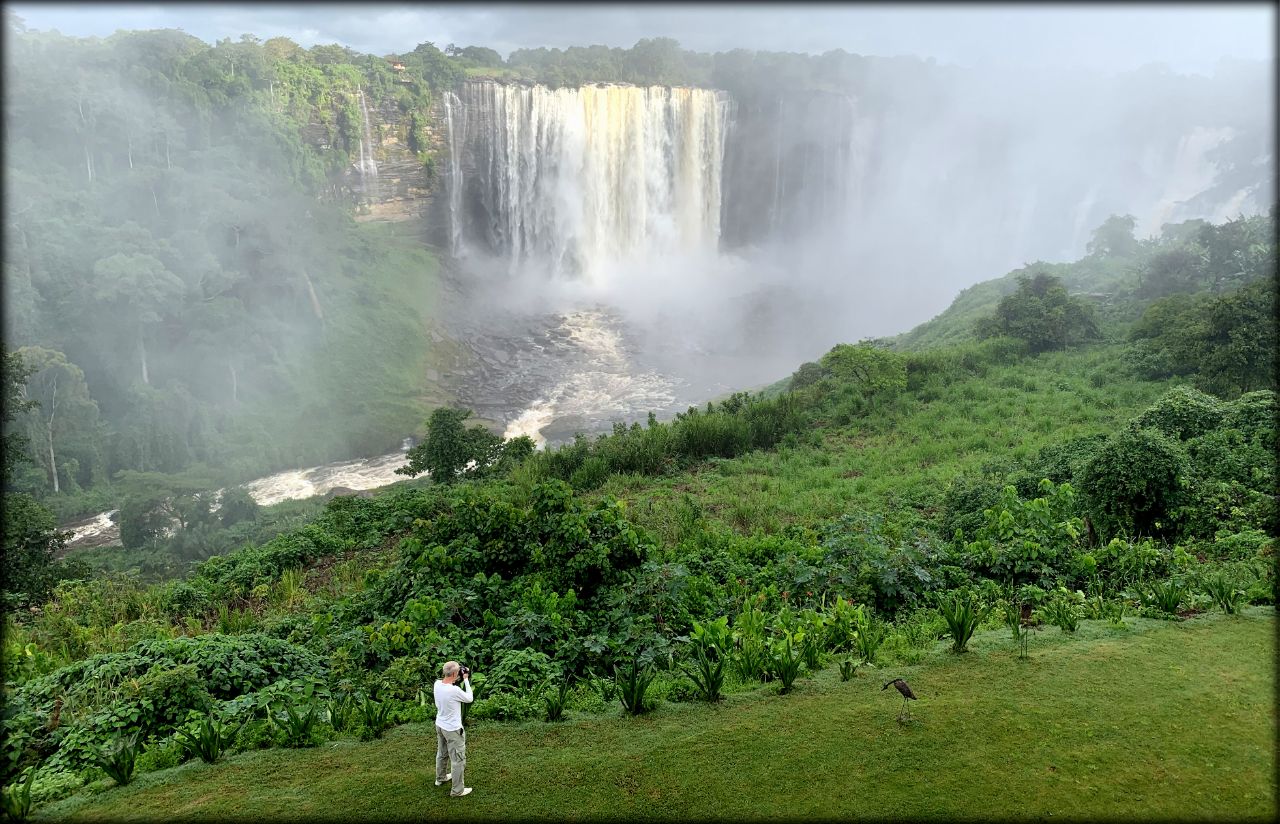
top-left (433, 661), bottom-right (474, 797)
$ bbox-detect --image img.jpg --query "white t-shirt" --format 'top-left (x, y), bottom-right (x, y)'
top-left (433, 678), bottom-right (473, 731)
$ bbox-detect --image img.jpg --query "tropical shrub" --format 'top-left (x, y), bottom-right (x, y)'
top-left (976, 272), bottom-right (1100, 353)
top-left (1079, 426), bottom-right (1189, 541)
top-left (852, 606), bottom-right (888, 664)
top-left (962, 480), bottom-right (1083, 589)
top-left (469, 692), bottom-right (541, 722)
top-left (615, 658), bottom-right (656, 715)
top-left (2, 762), bottom-right (38, 821)
top-left (937, 593), bottom-right (990, 653)
top-left (133, 737), bottom-right (184, 774)
top-left (173, 711), bottom-right (243, 765)
top-left (487, 648), bottom-right (559, 696)
top-left (1133, 386), bottom-right (1224, 441)
top-left (357, 695), bottom-right (393, 739)
top-left (93, 734), bottom-right (140, 786)
top-left (543, 677), bottom-right (572, 721)
top-left (269, 696), bottom-right (321, 748)
top-left (1201, 572), bottom-right (1246, 615)
top-left (731, 601), bottom-right (770, 683)
top-left (770, 633), bottom-right (805, 694)
top-left (326, 694), bottom-right (356, 733)
top-left (680, 644), bottom-right (725, 702)
top-left (1041, 595), bottom-right (1081, 633)
top-left (1144, 579), bottom-right (1188, 616)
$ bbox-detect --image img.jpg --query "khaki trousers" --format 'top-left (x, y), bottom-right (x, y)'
top-left (435, 725), bottom-right (466, 795)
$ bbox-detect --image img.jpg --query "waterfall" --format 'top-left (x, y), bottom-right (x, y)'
top-left (443, 90), bottom-right (466, 256)
top-left (447, 81), bottom-right (728, 281)
top-left (356, 89), bottom-right (379, 200)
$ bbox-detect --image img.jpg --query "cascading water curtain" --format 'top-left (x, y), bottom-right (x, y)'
top-left (448, 81), bottom-right (728, 280)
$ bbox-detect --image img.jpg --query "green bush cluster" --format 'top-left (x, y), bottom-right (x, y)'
top-left (519, 392), bottom-right (809, 492)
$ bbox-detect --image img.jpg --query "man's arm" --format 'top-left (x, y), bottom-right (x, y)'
top-left (458, 678), bottom-right (474, 703)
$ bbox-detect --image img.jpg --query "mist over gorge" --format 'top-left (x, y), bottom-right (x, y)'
top-left (430, 63), bottom-right (1270, 444)
top-left (1, 22), bottom-right (1272, 533)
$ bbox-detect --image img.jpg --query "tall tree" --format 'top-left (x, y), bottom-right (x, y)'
top-left (90, 252), bottom-right (186, 386)
top-left (15, 347), bottom-right (100, 494)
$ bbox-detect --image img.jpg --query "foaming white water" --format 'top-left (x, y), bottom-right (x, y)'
top-left (243, 443), bottom-right (412, 507)
top-left (62, 441), bottom-right (414, 548)
top-left (443, 90), bottom-right (467, 256)
top-left (502, 310), bottom-right (677, 448)
top-left (503, 400), bottom-right (558, 448)
top-left (356, 88), bottom-right (380, 199)
top-left (68, 509), bottom-right (118, 545)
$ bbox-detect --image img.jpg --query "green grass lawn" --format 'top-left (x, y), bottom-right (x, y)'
top-left (40, 609), bottom-right (1275, 822)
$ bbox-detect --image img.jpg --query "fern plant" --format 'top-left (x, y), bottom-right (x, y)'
top-left (938, 593), bottom-right (990, 653)
top-left (174, 712), bottom-right (243, 764)
top-left (615, 658), bottom-right (656, 716)
top-left (95, 733), bottom-right (141, 786)
top-left (1202, 572), bottom-right (1246, 615)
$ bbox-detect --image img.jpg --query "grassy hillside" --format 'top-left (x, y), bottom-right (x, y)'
top-left (591, 344), bottom-right (1170, 544)
top-left (4, 212), bottom-right (1274, 820)
top-left (37, 610), bottom-right (1274, 821)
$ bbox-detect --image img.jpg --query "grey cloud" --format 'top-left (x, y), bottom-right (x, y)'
top-left (8, 3), bottom-right (1273, 73)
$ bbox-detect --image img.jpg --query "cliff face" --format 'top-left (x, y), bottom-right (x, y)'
top-left (297, 87), bottom-right (450, 235)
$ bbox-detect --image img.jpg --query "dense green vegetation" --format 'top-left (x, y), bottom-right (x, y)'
top-left (30, 611), bottom-right (1277, 821)
top-left (1, 17), bottom-right (1275, 820)
top-left (2, 24), bottom-right (468, 523)
top-left (3, 201), bottom-right (1274, 814)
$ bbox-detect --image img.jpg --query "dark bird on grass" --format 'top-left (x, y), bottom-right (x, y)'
top-left (882, 678), bottom-right (917, 720)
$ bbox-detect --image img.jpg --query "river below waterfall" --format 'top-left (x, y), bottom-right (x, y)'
top-left (62, 305), bottom-right (761, 552)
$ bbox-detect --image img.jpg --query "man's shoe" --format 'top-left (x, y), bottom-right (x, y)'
top-left (451, 788), bottom-right (473, 797)
top-left (435, 774), bottom-right (451, 786)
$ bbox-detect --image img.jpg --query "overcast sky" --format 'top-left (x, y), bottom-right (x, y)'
top-left (7, 3), bottom-right (1275, 75)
